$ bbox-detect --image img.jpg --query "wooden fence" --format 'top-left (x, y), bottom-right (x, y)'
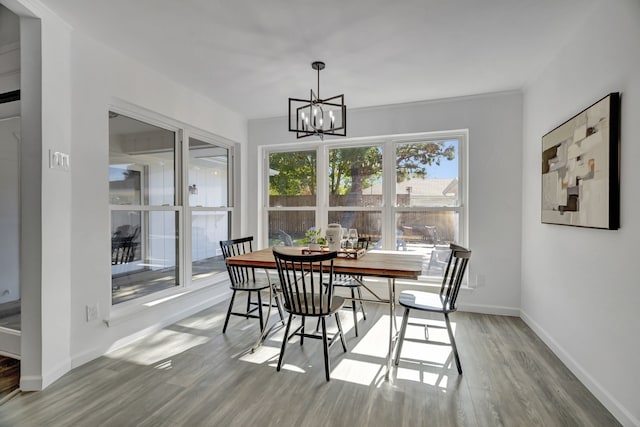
top-left (268, 195), bottom-right (456, 244)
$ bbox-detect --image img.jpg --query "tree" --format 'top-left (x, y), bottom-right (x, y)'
top-left (269, 151), bottom-right (317, 196)
top-left (269, 141), bottom-right (456, 198)
top-left (395, 141), bottom-right (456, 183)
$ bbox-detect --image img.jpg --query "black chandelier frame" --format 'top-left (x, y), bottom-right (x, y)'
top-left (288, 61), bottom-right (347, 139)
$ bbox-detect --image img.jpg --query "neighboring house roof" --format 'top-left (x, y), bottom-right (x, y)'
top-left (365, 177), bottom-right (458, 196)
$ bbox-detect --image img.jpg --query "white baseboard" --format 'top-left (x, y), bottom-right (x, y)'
top-left (458, 303), bottom-right (520, 317)
top-left (20, 375), bottom-right (42, 391)
top-left (520, 310), bottom-right (639, 427)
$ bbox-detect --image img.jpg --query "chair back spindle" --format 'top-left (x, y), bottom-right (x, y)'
top-left (439, 243), bottom-right (471, 312)
top-left (273, 249), bottom-right (336, 316)
top-left (221, 236), bottom-right (257, 285)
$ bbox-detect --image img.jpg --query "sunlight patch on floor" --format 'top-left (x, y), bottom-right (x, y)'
top-left (269, 363), bottom-right (306, 373)
top-left (175, 313), bottom-right (226, 330)
top-left (395, 366), bottom-right (450, 388)
top-left (397, 340), bottom-right (453, 366)
top-left (106, 330), bottom-right (209, 365)
top-left (331, 359), bottom-right (384, 386)
top-left (351, 315), bottom-right (395, 358)
top-left (239, 345), bottom-right (281, 364)
top-left (154, 360), bottom-right (173, 370)
top-left (404, 321), bottom-right (453, 344)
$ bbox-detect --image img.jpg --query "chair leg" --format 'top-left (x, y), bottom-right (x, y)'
top-left (350, 288), bottom-right (359, 337)
top-left (444, 312), bottom-right (462, 374)
top-left (321, 317), bottom-right (331, 381)
top-left (245, 292), bottom-right (252, 318)
top-left (256, 291), bottom-right (264, 333)
top-left (300, 317), bottom-right (305, 346)
top-left (335, 313), bottom-right (348, 352)
top-left (357, 287), bottom-right (367, 320)
top-left (277, 314), bottom-right (294, 372)
top-left (394, 308), bottom-right (410, 365)
top-left (222, 290), bottom-right (237, 333)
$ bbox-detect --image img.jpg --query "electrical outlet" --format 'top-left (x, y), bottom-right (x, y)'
top-left (86, 304), bottom-right (99, 322)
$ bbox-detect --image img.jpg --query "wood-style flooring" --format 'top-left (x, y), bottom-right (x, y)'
top-left (0, 356), bottom-right (20, 400)
top-left (0, 298), bottom-right (620, 426)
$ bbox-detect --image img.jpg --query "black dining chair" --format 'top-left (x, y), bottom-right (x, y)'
top-left (220, 237), bottom-right (284, 334)
top-left (394, 243), bottom-right (471, 374)
top-left (272, 247), bottom-right (348, 381)
top-left (331, 236), bottom-right (370, 337)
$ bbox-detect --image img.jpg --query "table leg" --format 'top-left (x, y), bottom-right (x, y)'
top-left (251, 270), bottom-right (274, 353)
top-left (385, 277), bottom-right (397, 380)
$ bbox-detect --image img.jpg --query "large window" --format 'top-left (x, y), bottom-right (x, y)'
top-left (328, 145), bottom-right (383, 247)
top-left (263, 132), bottom-right (466, 281)
top-left (188, 137), bottom-right (231, 281)
top-left (266, 150), bottom-right (317, 246)
top-left (109, 112), bottom-right (232, 305)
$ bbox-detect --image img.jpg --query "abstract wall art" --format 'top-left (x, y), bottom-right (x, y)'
top-left (541, 93), bottom-right (620, 229)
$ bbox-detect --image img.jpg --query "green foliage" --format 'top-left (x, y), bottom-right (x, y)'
top-left (396, 141), bottom-right (456, 183)
top-left (329, 146), bottom-right (383, 195)
top-left (268, 141), bottom-right (456, 197)
top-left (301, 227), bottom-right (327, 245)
top-left (269, 151), bottom-right (317, 196)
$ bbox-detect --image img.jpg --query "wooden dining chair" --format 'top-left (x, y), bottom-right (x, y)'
top-left (394, 243), bottom-right (471, 374)
top-left (220, 237), bottom-right (284, 334)
top-left (331, 236), bottom-right (370, 336)
top-left (272, 247), bottom-right (348, 381)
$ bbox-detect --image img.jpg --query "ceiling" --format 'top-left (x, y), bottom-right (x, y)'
top-left (40, 0), bottom-right (597, 120)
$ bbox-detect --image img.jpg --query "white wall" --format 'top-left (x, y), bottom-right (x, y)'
top-left (248, 91), bottom-right (523, 315)
top-left (68, 30), bottom-right (247, 368)
top-left (521, 1), bottom-right (640, 425)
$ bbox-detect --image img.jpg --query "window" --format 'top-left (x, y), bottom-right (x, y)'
top-left (188, 137), bottom-right (231, 281)
top-left (262, 131), bottom-right (466, 282)
top-left (266, 149), bottom-right (317, 246)
top-left (109, 112), bottom-right (233, 305)
top-left (394, 138), bottom-right (462, 279)
top-left (328, 145), bottom-right (383, 247)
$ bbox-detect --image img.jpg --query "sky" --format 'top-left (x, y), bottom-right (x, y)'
top-left (424, 139), bottom-right (458, 179)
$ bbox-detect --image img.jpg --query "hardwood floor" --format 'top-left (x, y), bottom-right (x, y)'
top-left (0, 299), bottom-right (620, 426)
top-left (0, 356), bottom-right (20, 400)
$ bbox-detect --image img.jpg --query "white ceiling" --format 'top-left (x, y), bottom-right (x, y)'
top-left (40, 0), bottom-right (598, 119)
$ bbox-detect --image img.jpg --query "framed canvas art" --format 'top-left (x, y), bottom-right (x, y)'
top-left (541, 92), bottom-right (620, 229)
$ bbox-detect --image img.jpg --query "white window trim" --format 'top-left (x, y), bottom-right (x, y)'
top-left (107, 99), bottom-right (237, 321)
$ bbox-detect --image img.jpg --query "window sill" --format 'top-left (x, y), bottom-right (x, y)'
top-left (105, 273), bottom-right (229, 327)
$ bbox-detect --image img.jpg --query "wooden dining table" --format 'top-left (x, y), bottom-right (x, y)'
top-left (225, 246), bottom-right (424, 380)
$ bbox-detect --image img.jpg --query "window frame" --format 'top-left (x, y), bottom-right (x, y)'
top-left (260, 130), bottom-right (468, 283)
top-left (108, 102), bottom-right (236, 313)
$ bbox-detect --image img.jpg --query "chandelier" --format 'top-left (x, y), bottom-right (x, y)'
top-left (288, 61), bottom-right (347, 139)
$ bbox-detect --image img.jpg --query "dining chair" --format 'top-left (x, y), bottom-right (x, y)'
top-left (331, 236), bottom-right (370, 337)
top-left (272, 247), bottom-right (348, 381)
top-left (394, 243), bottom-right (471, 374)
top-left (220, 237), bottom-right (284, 334)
